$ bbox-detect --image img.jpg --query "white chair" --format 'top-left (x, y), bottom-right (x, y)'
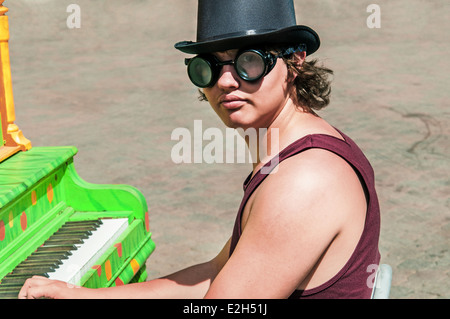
top-left (371, 264), bottom-right (392, 299)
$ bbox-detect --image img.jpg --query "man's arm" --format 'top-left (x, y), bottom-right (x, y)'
top-left (204, 149), bottom-right (366, 298)
top-left (19, 239), bottom-right (231, 299)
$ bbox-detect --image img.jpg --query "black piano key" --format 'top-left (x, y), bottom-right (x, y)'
top-left (52, 230), bottom-right (92, 237)
top-left (48, 233), bottom-right (90, 240)
top-left (15, 258), bottom-right (63, 266)
top-left (0, 282), bottom-right (23, 289)
top-left (1, 273), bottom-right (49, 286)
top-left (32, 253), bottom-right (73, 263)
top-left (0, 287), bottom-right (22, 296)
top-left (0, 292), bottom-right (21, 299)
top-left (17, 265), bottom-right (59, 271)
top-left (10, 267), bottom-right (55, 275)
top-left (33, 255), bottom-right (68, 262)
top-left (58, 226), bottom-right (98, 234)
top-left (34, 245), bottom-right (76, 253)
top-left (62, 220), bottom-right (102, 228)
top-left (0, 287), bottom-right (23, 297)
top-left (43, 238), bottom-right (84, 245)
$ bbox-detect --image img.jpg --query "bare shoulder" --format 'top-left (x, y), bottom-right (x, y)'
top-left (249, 147), bottom-right (366, 233)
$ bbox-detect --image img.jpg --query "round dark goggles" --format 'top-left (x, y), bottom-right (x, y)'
top-left (184, 45), bottom-right (306, 88)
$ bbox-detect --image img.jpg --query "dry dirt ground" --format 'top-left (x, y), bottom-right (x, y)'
top-left (6, 0), bottom-right (449, 298)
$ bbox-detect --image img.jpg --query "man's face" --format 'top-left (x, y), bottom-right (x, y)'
top-left (202, 49), bottom-right (292, 130)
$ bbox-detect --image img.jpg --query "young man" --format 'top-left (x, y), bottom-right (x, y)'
top-left (19, 0), bottom-right (380, 299)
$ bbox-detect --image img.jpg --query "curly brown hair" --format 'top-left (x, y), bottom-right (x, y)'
top-left (282, 55), bottom-right (334, 115)
top-left (197, 49), bottom-right (334, 115)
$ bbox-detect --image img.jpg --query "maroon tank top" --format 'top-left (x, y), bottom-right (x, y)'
top-left (229, 130), bottom-right (381, 299)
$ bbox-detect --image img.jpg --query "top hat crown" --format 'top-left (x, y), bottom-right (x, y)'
top-left (175, 0), bottom-right (320, 55)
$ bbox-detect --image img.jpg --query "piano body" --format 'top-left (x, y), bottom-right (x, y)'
top-left (0, 2), bottom-right (155, 298)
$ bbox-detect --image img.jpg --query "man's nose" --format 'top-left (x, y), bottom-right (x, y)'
top-left (216, 65), bottom-right (240, 89)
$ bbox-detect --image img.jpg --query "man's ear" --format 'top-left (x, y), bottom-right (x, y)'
top-left (295, 50), bottom-right (307, 68)
top-left (287, 50), bottom-right (306, 82)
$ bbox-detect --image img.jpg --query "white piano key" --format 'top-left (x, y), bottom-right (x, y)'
top-left (47, 218), bottom-right (128, 285)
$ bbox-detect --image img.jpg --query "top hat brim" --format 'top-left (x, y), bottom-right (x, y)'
top-left (174, 25), bottom-right (320, 56)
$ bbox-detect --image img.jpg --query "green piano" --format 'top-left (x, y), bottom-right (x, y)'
top-left (0, 2), bottom-right (155, 298)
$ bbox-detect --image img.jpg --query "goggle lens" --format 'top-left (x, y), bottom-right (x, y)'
top-left (235, 51), bottom-right (267, 81)
top-left (187, 57), bottom-right (214, 88)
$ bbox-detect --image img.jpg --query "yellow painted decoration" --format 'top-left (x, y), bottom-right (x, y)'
top-left (130, 259), bottom-right (139, 275)
top-left (46, 183), bottom-right (53, 203)
top-left (31, 190), bottom-right (37, 206)
top-left (105, 260), bottom-right (112, 281)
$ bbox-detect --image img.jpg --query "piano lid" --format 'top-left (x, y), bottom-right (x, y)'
top-left (0, 1), bottom-right (31, 163)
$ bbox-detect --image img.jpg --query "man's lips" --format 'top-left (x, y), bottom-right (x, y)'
top-left (219, 95), bottom-right (247, 109)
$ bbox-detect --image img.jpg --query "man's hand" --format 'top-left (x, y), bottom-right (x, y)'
top-left (18, 276), bottom-right (86, 299)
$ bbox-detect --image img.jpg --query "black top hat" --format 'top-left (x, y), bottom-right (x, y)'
top-left (175, 0), bottom-right (320, 55)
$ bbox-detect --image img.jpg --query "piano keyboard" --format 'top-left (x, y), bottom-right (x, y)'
top-left (47, 218), bottom-right (128, 284)
top-left (0, 218), bottom-right (128, 299)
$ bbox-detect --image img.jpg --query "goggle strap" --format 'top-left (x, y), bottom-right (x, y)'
top-left (275, 44), bottom-right (307, 58)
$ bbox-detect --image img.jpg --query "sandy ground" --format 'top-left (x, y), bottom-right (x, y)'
top-left (5, 0), bottom-right (449, 298)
